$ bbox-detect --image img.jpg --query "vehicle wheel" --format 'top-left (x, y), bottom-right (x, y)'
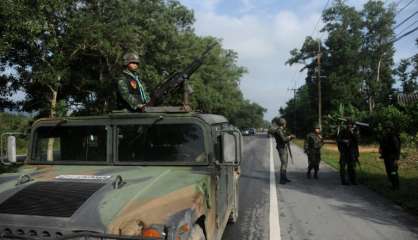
top-left (228, 181), bottom-right (239, 224)
top-left (189, 224), bottom-right (206, 240)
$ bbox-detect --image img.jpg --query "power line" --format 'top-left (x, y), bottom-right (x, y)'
top-left (396, 0), bottom-right (407, 6)
top-left (392, 25), bottom-right (418, 43)
top-left (397, 18), bottom-right (418, 35)
top-left (311, 0), bottom-right (331, 38)
top-left (397, 0), bottom-right (416, 14)
top-left (291, 0), bottom-right (330, 86)
top-left (394, 10), bottom-right (418, 29)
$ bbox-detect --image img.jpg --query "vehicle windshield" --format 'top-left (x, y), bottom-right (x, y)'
top-left (117, 123), bottom-right (206, 163)
top-left (32, 125), bottom-right (108, 162)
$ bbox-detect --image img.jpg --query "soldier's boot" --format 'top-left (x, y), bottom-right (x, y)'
top-left (279, 172), bottom-right (287, 184)
top-left (340, 163), bottom-right (349, 185)
top-left (307, 165), bottom-right (312, 179)
top-left (284, 170), bottom-right (291, 183)
top-left (340, 173), bottom-right (349, 185)
top-left (348, 166), bottom-right (357, 185)
top-left (391, 172), bottom-right (400, 190)
top-left (314, 165), bottom-right (319, 179)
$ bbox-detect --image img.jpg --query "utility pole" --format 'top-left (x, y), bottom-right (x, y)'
top-left (316, 39), bottom-right (322, 130)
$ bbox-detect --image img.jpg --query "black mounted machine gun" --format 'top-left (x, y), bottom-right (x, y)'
top-left (144, 43), bottom-right (217, 111)
top-left (327, 115), bottom-right (370, 136)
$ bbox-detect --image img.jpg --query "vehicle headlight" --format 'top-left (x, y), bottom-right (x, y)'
top-left (142, 224), bottom-right (166, 239)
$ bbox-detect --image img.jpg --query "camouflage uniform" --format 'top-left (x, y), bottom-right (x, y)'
top-left (304, 129), bottom-right (323, 179)
top-left (117, 53), bottom-right (150, 111)
top-left (379, 122), bottom-right (401, 190)
top-left (270, 118), bottom-right (294, 184)
top-left (337, 122), bottom-right (359, 185)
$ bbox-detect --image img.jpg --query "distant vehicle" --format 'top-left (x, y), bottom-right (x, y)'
top-left (241, 128), bottom-right (250, 136)
top-left (248, 128), bottom-right (256, 135)
top-left (0, 109), bottom-right (242, 240)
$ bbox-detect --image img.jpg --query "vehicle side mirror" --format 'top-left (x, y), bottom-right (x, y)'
top-left (7, 136), bottom-right (17, 163)
top-left (221, 130), bottom-right (242, 165)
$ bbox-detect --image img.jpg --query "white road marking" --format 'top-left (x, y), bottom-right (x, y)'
top-left (269, 138), bottom-right (281, 240)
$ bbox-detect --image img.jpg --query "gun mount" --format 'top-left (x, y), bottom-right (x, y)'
top-left (145, 43), bottom-right (217, 109)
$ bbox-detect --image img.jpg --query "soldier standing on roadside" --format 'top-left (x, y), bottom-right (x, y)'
top-left (337, 119), bottom-right (360, 185)
top-left (379, 121), bottom-right (401, 190)
top-left (117, 52), bottom-right (150, 111)
top-left (304, 124), bottom-right (323, 179)
top-left (269, 117), bottom-right (295, 184)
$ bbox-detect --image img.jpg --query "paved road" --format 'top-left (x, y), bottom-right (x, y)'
top-left (222, 134), bottom-right (418, 240)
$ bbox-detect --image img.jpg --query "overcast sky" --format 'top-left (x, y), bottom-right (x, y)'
top-left (178, 0), bottom-right (418, 120)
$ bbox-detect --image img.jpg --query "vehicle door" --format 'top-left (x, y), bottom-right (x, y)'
top-left (216, 131), bottom-right (239, 226)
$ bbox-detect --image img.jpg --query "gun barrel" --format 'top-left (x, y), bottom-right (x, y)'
top-left (146, 43), bottom-right (217, 107)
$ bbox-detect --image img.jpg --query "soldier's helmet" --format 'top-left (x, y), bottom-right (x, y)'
top-left (314, 123), bottom-right (320, 129)
top-left (123, 52), bottom-right (140, 66)
top-left (273, 117), bottom-right (286, 126)
top-left (384, 121), bottom-right (394, 129)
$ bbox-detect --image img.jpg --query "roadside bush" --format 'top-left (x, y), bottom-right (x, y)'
top-left (369, 105), bottom-right (411, 136)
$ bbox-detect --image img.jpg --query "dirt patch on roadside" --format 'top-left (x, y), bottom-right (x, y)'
top-left (323, 143), bottom-right (379, 153)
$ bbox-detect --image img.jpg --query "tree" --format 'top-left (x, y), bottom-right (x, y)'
top-left (282, 0), bottom-right (399, 135)
top-left (395, 38), bottom-right (418, 94)
top-left (0, 0), bottom-right (266, 127)
top-left (285, 0), bottom-right (364, 133)
top-left (360, 1), bottom-right (396, 112)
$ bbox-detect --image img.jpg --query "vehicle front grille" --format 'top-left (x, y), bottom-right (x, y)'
top-left (0, 227), bottom-right (64, 239)
top-left (0, 181), bottom-right (105, 217)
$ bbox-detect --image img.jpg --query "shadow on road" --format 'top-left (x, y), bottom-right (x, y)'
top-left (279, 148), bottom-right (418, 235)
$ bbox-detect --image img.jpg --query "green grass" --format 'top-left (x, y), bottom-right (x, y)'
top-left (294, 139), bottom-right (418, 217)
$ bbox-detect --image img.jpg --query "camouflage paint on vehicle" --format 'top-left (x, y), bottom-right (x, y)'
top-left (0, 111), bottom-right (242, 240)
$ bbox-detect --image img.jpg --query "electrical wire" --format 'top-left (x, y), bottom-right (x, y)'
top-left (394, 10), bottom-right (418, 29)
top-left (289, 0), bottom-right (331, 89)
top-left (392, 25), bottom-right (418, 43)
top-left (311, 0), bottom-right (331, 38)
top-left (396, 18), bottom-right (418, 35)
top-left (397, 0), bottom-right (416, 14)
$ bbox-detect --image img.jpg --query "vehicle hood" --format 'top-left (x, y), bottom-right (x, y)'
top-left (0, 165), bottom-right (212, 236)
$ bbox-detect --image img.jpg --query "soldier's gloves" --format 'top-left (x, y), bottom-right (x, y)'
top-left (290, 134), bottom-right (296, 140)
top-left (136, 104), bottom-right (146, 111)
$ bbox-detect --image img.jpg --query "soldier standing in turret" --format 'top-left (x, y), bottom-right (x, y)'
top-left (304, 124), bottom-right (323, 179)
top-left (117, 52), bottom-right (150, 111)
top-left (269, 117), bottom-right (295, 184)
top-left (337, 119), bottom-right (359, 185)
top-left (379, 121), bottom-right (401, 190)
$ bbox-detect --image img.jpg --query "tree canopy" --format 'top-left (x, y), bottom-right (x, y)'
top-left (0, 0), bottom-right (265, 128)
top-left (282, 0), bottom-right (417, 137)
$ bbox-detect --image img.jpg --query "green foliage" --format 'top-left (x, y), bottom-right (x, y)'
top-left (395, 40), bottom-right (418, 94)
top-left (360, 1), bottom-right (396, 109)
top-left (282, 0), bottom-right (414, 137)
top-left (370, 105), bottom-right (410, 134)
top-left (0, 0), bottom-right (265, 127)
top-left (280, 85), bottom-right (316, 136)
top-left (0, 113), bottom-right (31, 155)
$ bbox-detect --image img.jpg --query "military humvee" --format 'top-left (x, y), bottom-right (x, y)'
top-left (0, 109), bottom-right (242, 240)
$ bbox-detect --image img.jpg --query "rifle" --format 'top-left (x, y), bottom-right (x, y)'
top-left (287, 143), bottom-right (294, 165)
top-left (145, 43), bottom-right (217, 107)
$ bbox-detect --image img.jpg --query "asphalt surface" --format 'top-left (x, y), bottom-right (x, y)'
top-left (222, 134), bottom-right (418, 240)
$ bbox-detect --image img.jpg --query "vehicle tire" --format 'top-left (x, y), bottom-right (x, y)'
top-left (189, 224), bottom-right (206, 240)
top-left (228, 181), bottom-right (239, 224)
